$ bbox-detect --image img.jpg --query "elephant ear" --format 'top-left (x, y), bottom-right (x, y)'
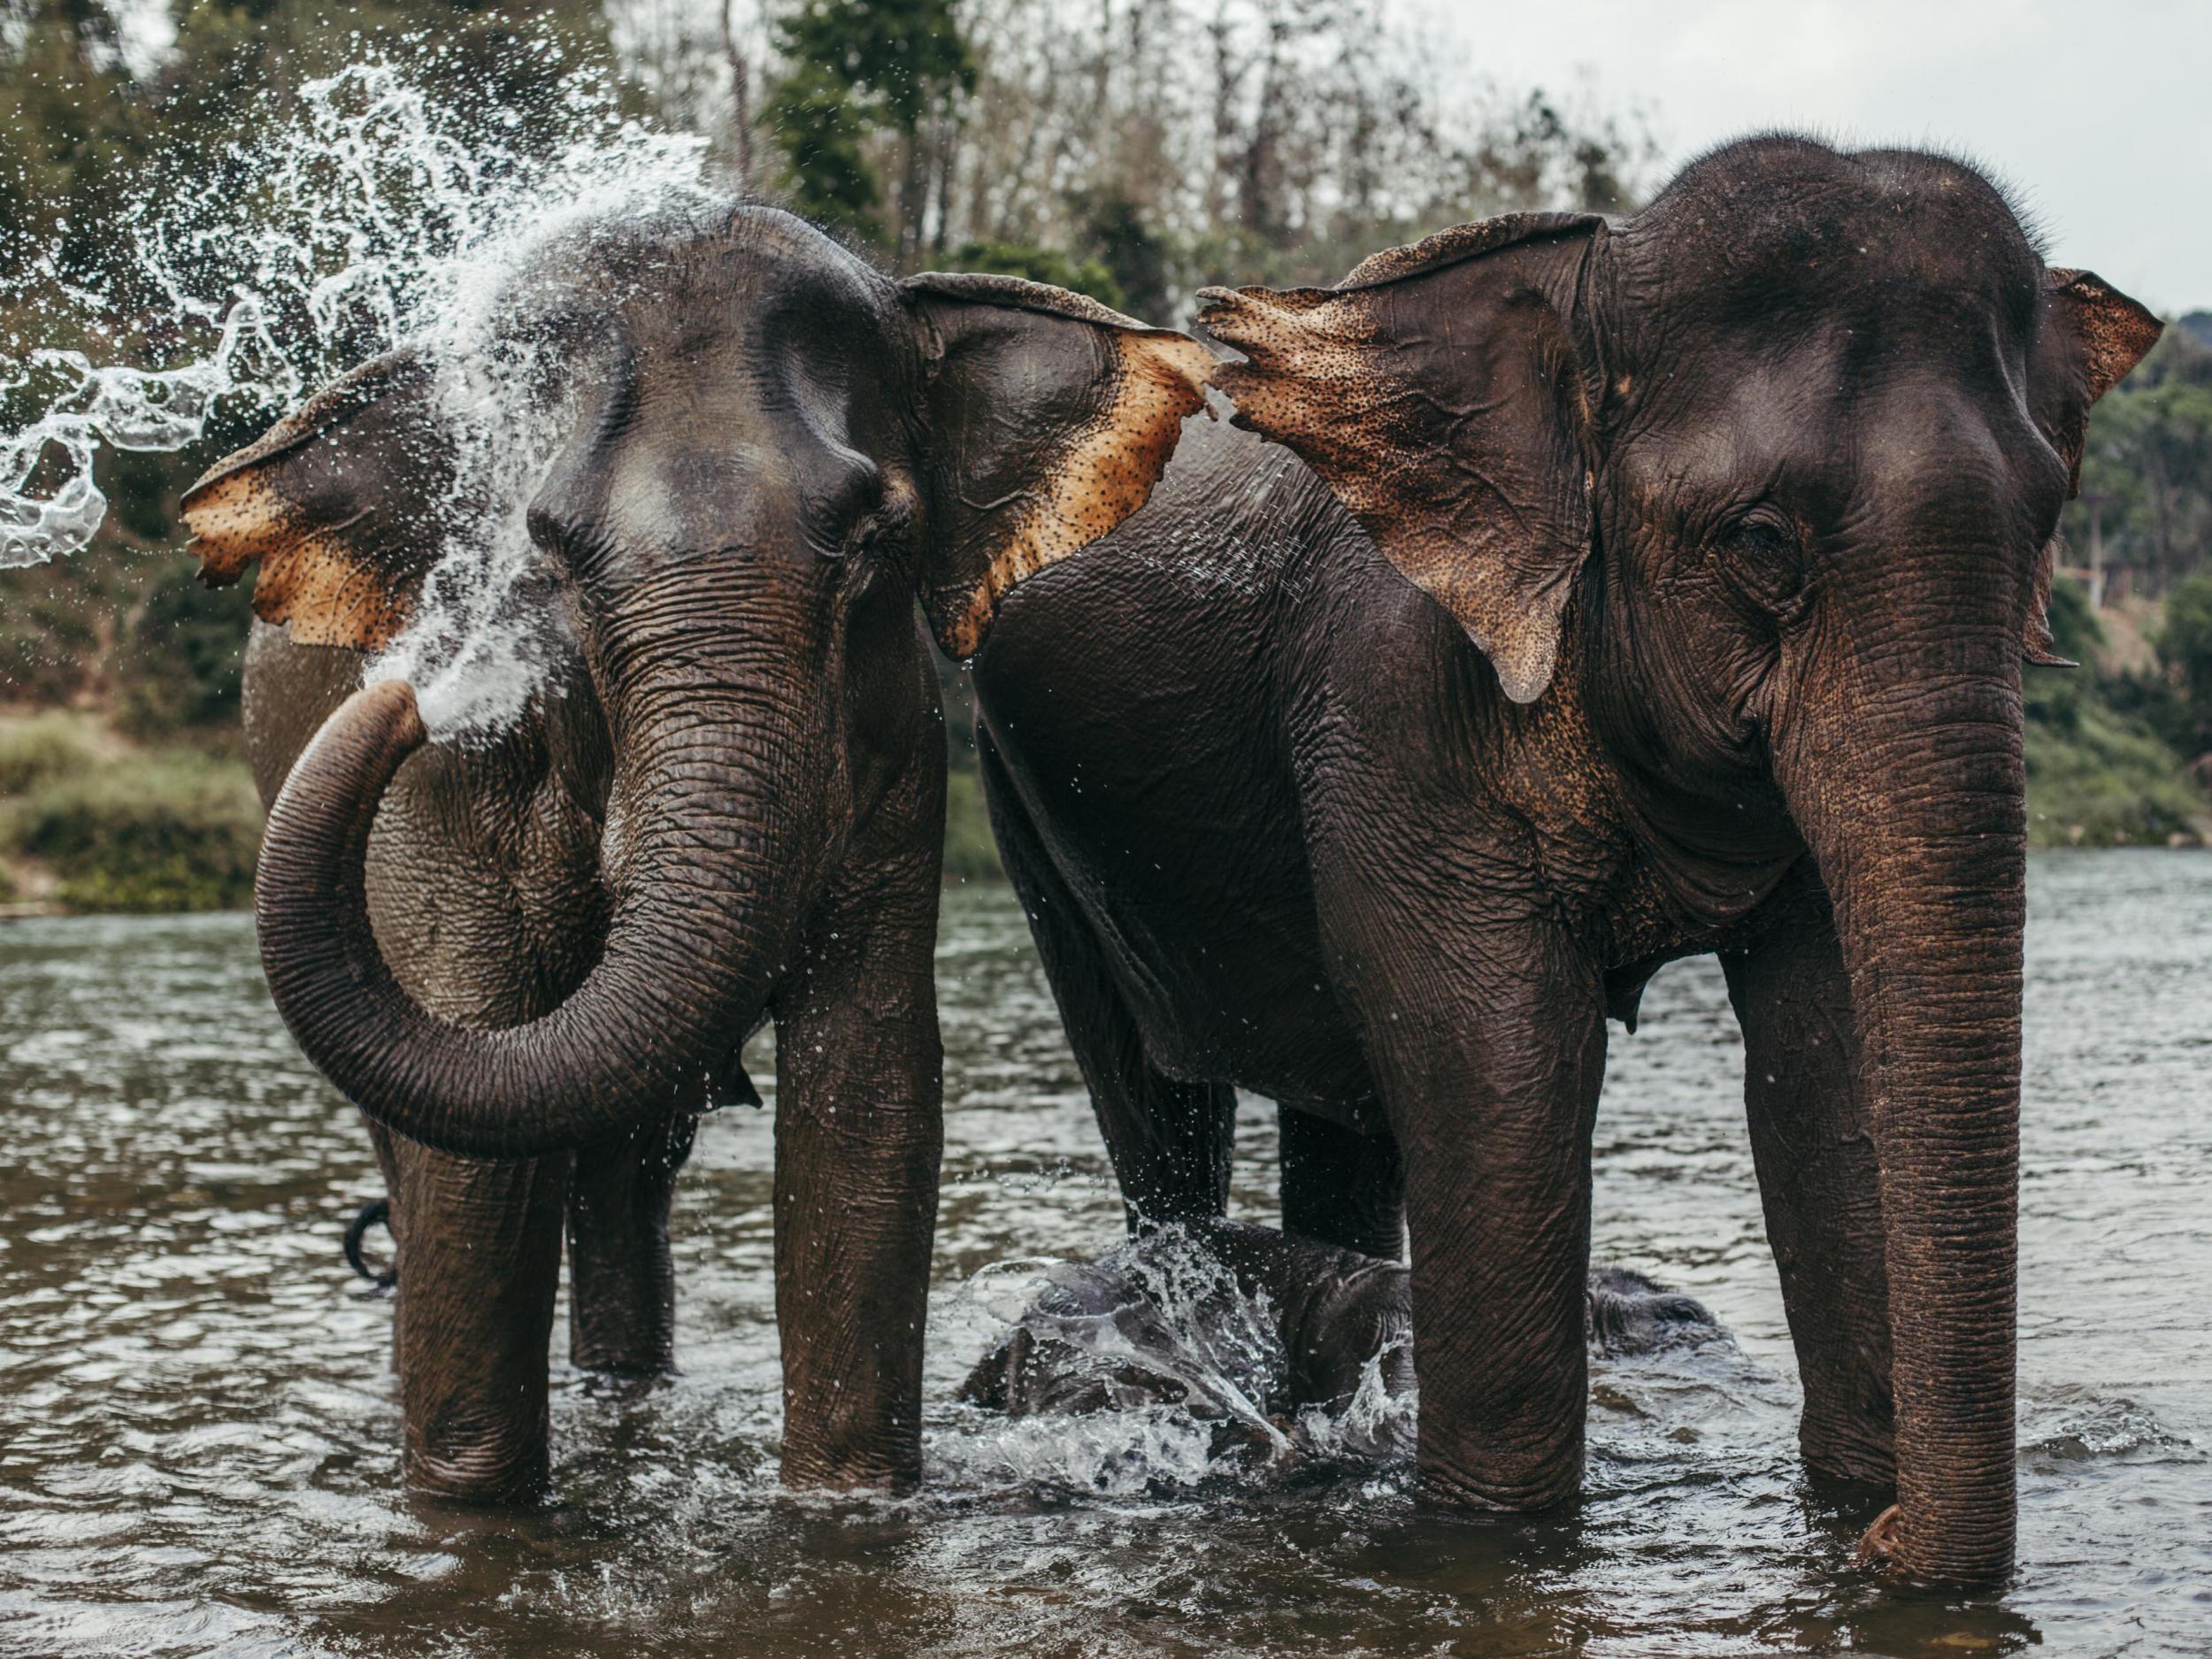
top-left (181, 350), bottom-right (459, 652)
top-left (2022, 268), bottom-right (2162, 665)
top-left (901, 273), bottom-right (1216, 659)
top-left (1198, 213), bottom-right (1604, 703)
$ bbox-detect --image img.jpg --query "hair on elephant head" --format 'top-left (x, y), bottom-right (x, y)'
top-left (184, 203), bottom-right (1213, 1162)
top-left (1200, 137), bottom-right (2160, 1584)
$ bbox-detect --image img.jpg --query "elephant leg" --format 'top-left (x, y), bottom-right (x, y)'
top-left (1323, 875), bottom-right (1607, 1511)
top-left (1722, 872), bottom-right (1895, 1486)
top-left (1278, 1104), bottom-right (1405, 1259)
top-left (980, 731), bottom-right (1233, 1231)
top-left (365, 1121), bottom-right (405, 1369)
top-left (769, 856), bottom-right (943, 1490)
top-left (565, 1107), bottom-right (699, 1375)
top-left (383, 1132), bottom-right (571, 1502)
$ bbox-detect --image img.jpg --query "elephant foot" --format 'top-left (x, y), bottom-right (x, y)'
top-left (404, 1398), bottom-right (552, 1505)
top-left (568, 1299), bottom-right (676, 1378)
top-left (1799, 1411), bottom-right (1898, 1490)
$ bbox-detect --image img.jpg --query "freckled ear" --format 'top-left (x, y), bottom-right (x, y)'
top-left (181, 351), bottom-right (456, 653)
top-left (902, 273), bottom-right (1215, 659)
top-left (2023, 269), bottom-right (2159, 666)
top-left (1199, 213), bottom-right (1602, 703)
top-left (2031, 269), bottom-right (2162, 494)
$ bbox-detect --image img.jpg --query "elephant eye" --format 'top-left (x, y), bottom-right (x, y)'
top-left (840, 488), bottom-right (915, 562)
top-left (1717, 511), bottom-right (1811, 622)
top-left (1727, 516), bottom-right (1795, 564)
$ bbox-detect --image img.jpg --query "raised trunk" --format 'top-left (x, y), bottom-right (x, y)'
top-left (256, 678), bottom-right (821, 1159)
top-left (1776, 654), bottom-right (2026, 1585)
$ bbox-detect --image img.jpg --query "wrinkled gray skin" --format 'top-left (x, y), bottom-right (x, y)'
top-left (242, 633), bottom-right (695, 1499)
top-left (969, 137), bottom-right (2160, 1582)
top-left (961, 1222), bottom-right (1718, 1460)
top-left (205, 205), bottom-right (1210, 1502)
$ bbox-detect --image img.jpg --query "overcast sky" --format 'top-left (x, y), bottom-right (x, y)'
top-left (1410, 0), bottom-right (2210, 314)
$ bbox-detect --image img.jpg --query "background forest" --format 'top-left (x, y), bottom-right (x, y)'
top-left (3, 0), bottom-right (2209, 908)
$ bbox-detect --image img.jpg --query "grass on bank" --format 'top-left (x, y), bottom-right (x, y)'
top-left (2025, 692), bottom-right (2208, 848)
top-left (0, 712), bottom-right (262, 911)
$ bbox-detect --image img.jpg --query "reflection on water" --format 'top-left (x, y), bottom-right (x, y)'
top-left (0, 853), bottom-right (2206, 1657)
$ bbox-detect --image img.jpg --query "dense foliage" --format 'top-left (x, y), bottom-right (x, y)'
top-left (2064, 315), bottom-right (2212, 601)
top-left (0, 1), bottom-right (2204, 905)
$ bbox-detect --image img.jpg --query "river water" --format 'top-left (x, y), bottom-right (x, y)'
top-left (0, 852), bottom-right (2205, 1658)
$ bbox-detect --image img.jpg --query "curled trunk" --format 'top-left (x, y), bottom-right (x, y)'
top-left (256, 680), bottom-right (817, 1158)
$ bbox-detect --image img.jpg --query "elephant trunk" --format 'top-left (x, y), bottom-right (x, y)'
top-left (1775, 619), bottom-right (2026, 1586)
top-left (256, 673), bottom-right (824, 1159)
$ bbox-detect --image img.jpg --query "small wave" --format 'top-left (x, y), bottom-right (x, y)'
top-left (2021, 1396), bottom-right (2202, 1464)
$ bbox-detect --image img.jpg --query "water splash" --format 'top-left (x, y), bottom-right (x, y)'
top-left (942, 1224), bottom-right (1416, 1496)
top-left (1, 45), bottom-right (718, 734)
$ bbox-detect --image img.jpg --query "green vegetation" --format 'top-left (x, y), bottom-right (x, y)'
top-left (2023, 578), bottom-right (2210, 847)
top-left (2, 3), bottom-right (2205, 910)
top-left (2158, 567), bottom-right (2212, 755)
top-left (941, 764), bottom-right (1002, 884)
top-left (2064, 317), bottom-right (2212, 599)
top-left (0, 712), bottom-right (262, 910)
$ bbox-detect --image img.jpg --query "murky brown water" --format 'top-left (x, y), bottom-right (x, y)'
top-left (1, 852), bottom-right (2207, 1658)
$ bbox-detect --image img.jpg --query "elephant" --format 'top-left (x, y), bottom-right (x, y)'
top-left (961, 1220), bottom-right (1718, 1464)
top-left (964, 135), bottom-right (2160, 1582)
top-left (178, 203), bottom-right (1215, 1501)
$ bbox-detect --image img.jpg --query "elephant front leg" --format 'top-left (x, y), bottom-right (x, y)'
top-left (768, 880), bottom-right (943, 1490)
top-left (1722, 872), bottom-right (1895, 1486)
top-left (384, 1133), bottom-right (571, 1502)
top-left (566, 1107), bottom-right (699, 1375)
top-left (1350, 911), bottom-right (1608, 1512)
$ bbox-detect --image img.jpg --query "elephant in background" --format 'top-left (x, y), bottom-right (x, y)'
top-left (967, 135), bottom-right (2159, 1582)
top-left (181, 204), bottom-right (1213, 1501)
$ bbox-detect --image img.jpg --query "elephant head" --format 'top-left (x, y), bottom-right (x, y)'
top-left (1199, 136), bottom-right (2161, 1584)
top-left (183, 204), bottom-right (1210, 1160)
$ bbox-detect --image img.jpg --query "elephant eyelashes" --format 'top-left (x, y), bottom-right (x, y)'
top-left (826, 498), bottom-right (911, 567)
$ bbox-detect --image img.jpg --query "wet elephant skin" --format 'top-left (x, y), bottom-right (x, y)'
top-left (972, 136), bottom-right (2160, 1584)
top-left (194, 204), bottom-right (1213, 1502)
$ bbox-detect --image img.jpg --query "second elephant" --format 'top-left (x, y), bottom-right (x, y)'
top-left (970, 136), bottom-right (2159, 1583)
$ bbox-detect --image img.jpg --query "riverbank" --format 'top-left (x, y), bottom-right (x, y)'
top-left (0, 711), bottom-right (261, 912)
top-left (4, 660), bottom-right (2204, 914)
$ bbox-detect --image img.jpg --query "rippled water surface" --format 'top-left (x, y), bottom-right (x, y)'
top-left (1, 853), bottom-right (2207, 1657)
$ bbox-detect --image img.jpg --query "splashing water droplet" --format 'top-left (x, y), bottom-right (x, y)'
top-left (1, 47), bottom-right (718, 737)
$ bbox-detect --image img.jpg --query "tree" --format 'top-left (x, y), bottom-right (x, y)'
top-left (2160, 569), bottom-right (2212, 757)
top-left (766, 0), bottom-right (974, 265)
top-left (2065, 323), bottom-right (2212, 598)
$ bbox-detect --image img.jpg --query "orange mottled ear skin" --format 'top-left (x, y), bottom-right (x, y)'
top-left (2032, 269), bottom-right (2162, 495)
top-left (1198, 213), bottom-right (1603, 704)
top-left (182, 351), bottom-right (453, 653)
top-left (2024, 268), bottom-right (2162, 665)
top-left (902, 273), bottom-right (1215, 659)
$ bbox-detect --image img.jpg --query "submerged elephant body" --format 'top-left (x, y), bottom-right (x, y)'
top-left (961, 1223), bottom-right (1722, 1447)
top-left (971, 137), bottom-right (2159, 1581)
